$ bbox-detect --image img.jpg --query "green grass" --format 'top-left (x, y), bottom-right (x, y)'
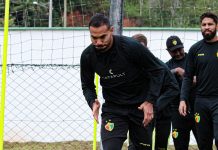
top-left (3, 141), bottom-right (202, 150)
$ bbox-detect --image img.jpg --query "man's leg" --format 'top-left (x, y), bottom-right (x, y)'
top-left (195, 98), bottom-right (213, 150)
top-left (127, 130), bottom-right (136, 150)
top-left (171, 111), bottom-right (190, 150)
top-left (101, 111), bottom-right (129, 150)
top-left (102, 137), bottom-right (126, 150)
top-left (128, 137), bottom-right (136, 150)
top-left (190, 112), bottom-right (199, 148)
top-left (155, 116), bottom-right (171, 150)
top-left (211, 98), bottom-right (218, 149)
top-left (128, 107), bottom-right (154, 150)
top-left (129, 122), bottom-right (153, 150)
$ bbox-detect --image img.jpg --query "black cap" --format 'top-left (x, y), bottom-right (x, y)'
top-left (166, 36), bottom-right (184, 51)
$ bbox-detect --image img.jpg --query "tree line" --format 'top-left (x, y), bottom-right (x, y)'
top-left (0, 0), bottom-right (217, 28)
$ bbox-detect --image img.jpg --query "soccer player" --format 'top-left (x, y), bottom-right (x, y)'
top-left (129, 33), bottom-right (179, 150)
top-left (166, 35), bottom-right (198, 149)
top-left (80, 13), bottom-right (166, 150)
top-left (180, 12), bottom-right (218, 150)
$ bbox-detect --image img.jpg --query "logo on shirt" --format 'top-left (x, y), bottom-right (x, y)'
top-left (101, 71), bottom-right (126, 80)
top-left (195, 113), bottom-right (200, 123)
top-left (216, 52), bottom-right (218, 57)
top-left (197, 53), bottom-right (204, 56)
top-left (172, 129), bottom-right (178, 139)
top-left (105, 120), bottom-right (114, 132)
top-left (109, 69), bottom-right (113, 74)
top-left (139, 143), bottom-right (150, 147)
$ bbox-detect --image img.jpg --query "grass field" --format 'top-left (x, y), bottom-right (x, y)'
top-left (4, 141), bottom-right (202, 150)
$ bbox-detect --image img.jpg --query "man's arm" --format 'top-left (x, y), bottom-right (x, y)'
top-left (171, 67), bottom-right (185, 78)
top-left (180, 48), bottom-right (195, 105)
top-left (156, 70), bottom-right (180, 113)
top-left (138, 101), bottom-right (154, 127)
top-left (80, 51), bottom-right (97, 109)
top-left (131, 44), bottom-right (165, 103)
top-left (179, 75), bottom-right (196, 116)
top-left (129, 41), bottom-right (165, 126)
top-left (80, 51), bottom-right (101, 122)
top-left (92, 99), bottom-right (100, 123)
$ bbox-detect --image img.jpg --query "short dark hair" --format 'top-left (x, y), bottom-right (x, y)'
top-left (88, 13), bottom-right (111, 28)
top-left (200, 12), bottom-right (218, 24)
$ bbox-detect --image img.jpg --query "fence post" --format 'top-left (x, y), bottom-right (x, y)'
top-left (109, 0), bottom-right (124, 35)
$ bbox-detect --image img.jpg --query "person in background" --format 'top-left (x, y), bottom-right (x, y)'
top-left (80, 13), bottom-right (166, 150)
top-left (132, 34), bottom-right (147, 47)
top-left (180, 12), bottom-right (218, 150)
top-left (128, 33), bottom-right (179, 150)
top-left (166, 35), bottom-right (198, 150)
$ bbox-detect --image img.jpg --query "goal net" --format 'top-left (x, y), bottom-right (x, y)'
top-left (0, 0), bottom-right (217, 149)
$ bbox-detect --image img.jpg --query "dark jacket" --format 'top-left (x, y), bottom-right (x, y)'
top-left (80, 35), bottom-right (165, 109)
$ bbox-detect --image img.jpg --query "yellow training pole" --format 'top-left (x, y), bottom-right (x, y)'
top-left (93, 119), bottom-right (98, 150)
top-left (0, 0), bottom-right (10, 150)
top-left (93, 74), bottom-right (99, 150)
top-left (152, 127), bottom-right (156, 150)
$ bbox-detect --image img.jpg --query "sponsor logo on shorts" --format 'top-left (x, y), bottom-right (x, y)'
top-left (172, 129), bottom-right (178, 139)
top-left (195, 113), bottom-right (200, 123)
top-left (139, 143), bottom-right (150, 147)
top-left (105, 120), bottom-right (114, 132)
top-left (197, 53), bottom-right (204, 56)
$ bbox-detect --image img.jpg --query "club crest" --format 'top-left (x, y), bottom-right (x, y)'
top-left (195, 113), bottom-right (200, 123)
top-left (172, 129), bottom-right (179, 139)
top-left (105, 120), bottom-right (114, 131)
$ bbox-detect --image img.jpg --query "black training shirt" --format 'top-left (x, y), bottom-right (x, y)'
top-left (80, 35), bottom-right (165, 109)
top-left (181, 39), bottom-right (218, 101)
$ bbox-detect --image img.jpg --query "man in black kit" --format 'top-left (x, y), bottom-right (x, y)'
top-left (166, 35), bottom-right (198, 150)
top-left (180, 12), bottom-right (218, 150)
top-left (128, 33), bottom-right (179, 150)
top-left (80, 13), bottom-right (168, 150)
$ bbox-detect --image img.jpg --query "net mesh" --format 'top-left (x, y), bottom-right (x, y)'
top-left (1, 0), bottom-right (217, 149)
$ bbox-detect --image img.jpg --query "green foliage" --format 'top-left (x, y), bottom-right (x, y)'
top-left (0, 0), bottom-right (217, 27)
top-left (123, 0), bottom-right (218, 27)
top-left (124, 0), bottom-right (141, 17)
top-left (0, 0), bottom-right (49, 27)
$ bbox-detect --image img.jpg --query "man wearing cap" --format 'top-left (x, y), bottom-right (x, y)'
top-left (128, 34), bottom-right (179, 150)
top-left (166, 35), bottom-right (198, 150)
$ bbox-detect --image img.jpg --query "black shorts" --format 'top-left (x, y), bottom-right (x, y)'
top-left (101, 102), bottom-right (154, 150)
top-left (194, 97), bottom-right (218, 149)
top-left (171, 109), bottom-right (197, 150)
